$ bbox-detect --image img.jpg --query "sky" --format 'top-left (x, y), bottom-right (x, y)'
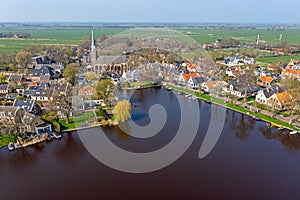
top-left (1, 0), bottom-right (300, 24)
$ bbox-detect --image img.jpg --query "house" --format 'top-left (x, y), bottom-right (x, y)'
top-left (13, 99), bottom-right (41, 115)
top-left (78, 85), bottom-right (96, 100)
top-left (266, 92), bottom-right (293, 111)
top-left (242, 57), bottom-right (255, 65)
top-left (8, 74), bottom-right (26, 86)
top-left (21, 112), bottom-right (50, 134)
top-left (30, 66), bottom-right (60, 82)
top-left (255, 86), bottom-right (282, 105)
top-left (227, 76), bottom-right (260, 98)
top-left (30, 56), bottom-right (54, 68)
top-left (23, 83), bottom-right (69, 102)
top-left (178, 72), bottom-right (198, 84)
top-left (5, 93), bottom-right (19, 102)
top-left (224, 57), bottom-right (241, 66)
top-left (226, 67), bottom-right (241, 77)
top-left (0, 84), bottom-right (10, 94)
top-left (257, 76), bottom-right (275, 87)
top-left (188, 76), bottom-right (205, 88)
top-left (281, 68), bottom-right (300, 80)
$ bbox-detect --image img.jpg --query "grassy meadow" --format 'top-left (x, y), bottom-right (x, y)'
top-left (1, 26), bottom-right (300, 66)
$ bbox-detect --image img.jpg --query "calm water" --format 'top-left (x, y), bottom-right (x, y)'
top-left (1, 88), bottom-right (300, 200)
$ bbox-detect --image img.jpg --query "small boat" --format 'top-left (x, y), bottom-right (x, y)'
top-left (277, 127), bottom-right (285, 131)
top-left (8, 142), bottom-right (14, 151)
top-left (191, 96), bottom-right (198, 100)
top-left (271, 123), bottom-right (282, 128)
top-left (289, 130), bottom-right (298, 135)
top-left (185, 94), bottom-right (191, 98)
top-left (252, 116), bottom-right (261, 121)
top-left (178, 91), bottom-right (183, 95)
top-left (166, 87), bottom-right (172, 91)
top-left (51, 132), bottom-right (62, 139)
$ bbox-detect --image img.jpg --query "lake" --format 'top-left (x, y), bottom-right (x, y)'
top-left (1, 88), bottom-right (300, 200)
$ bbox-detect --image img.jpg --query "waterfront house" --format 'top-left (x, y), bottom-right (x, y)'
top-left (266, 92), bottom-right (293, 111)
top-left (201, 81), bottom-right (224, 93)
top-left (21, 112), bottom-right (49, 134)
top-left (227, 76), bottom-right (260, 98)
top-left (188, 76), bottom-right (205, 88)
top-left (179, 72), bottom-right (198, 84)
top-left (255, 86), bottom-right (282, 105)
top-left (257, 76), bottom-right (275, 87)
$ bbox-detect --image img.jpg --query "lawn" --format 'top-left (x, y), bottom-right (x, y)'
top-left (59, 111), bottom-right (96, 131)
top-left (0, 134), bottom-right (15, 148)
top-left (168, 84), bottom-right (300, 131)
top-left (0, 27), bottom-right (126, 53)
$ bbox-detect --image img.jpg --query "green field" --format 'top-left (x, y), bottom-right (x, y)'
top-left (1, 26), bottom-right (300, 53)
top-left (0, 27), bottom-right (127, 53)
top-left (177, 28), bottom-right (300, 45)
top-left (255, 53), bottom-right (300, 64)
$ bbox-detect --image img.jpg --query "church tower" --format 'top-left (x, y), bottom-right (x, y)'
top-left (90, 30), bottom-right (97, 65)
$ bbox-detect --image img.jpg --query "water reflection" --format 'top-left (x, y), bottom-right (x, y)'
top-left (228, 111), bottom-right (254, 141)
top-left (258, 125), bottom-right (300, 153)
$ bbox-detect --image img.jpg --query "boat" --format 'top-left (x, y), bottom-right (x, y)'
top-left (191, 96), bottom-right (198, 100)
top-left (51, 132), bottom-right (62, 139)
top-left (271, 122), bottom-right (282, 128)
top-left (252, 116), bottom-right (261, 121)
top-left (178, 91), bottom-right (183, 95)
top-left (166, 87), bottom-right (172, 91)
top-left (277, 127), bottom-right (286, 131)
top-left (185, 94), bottom-right (191, 98)
top-left (8, 142), bottom-right (14, 151)
top-left (289, 130), bottom-right (298, 135)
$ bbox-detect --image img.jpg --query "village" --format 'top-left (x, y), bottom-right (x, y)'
top-left (1, 30), bottom-right (300, 150)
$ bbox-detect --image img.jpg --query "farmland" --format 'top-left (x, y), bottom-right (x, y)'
top-left (1, 25), bottom-right (300, 65)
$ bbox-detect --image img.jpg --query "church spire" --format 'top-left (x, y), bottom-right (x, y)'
top-left (91, 30), bottom-right (96, 52)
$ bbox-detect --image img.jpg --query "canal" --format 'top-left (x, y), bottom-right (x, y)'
top-left (1, 88), bottom-right (300, 199)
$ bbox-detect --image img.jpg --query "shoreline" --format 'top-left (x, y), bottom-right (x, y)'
top-left (166, 84), bottom-right (300, 132)
top-left (2, 85), bottom-right (299, 150)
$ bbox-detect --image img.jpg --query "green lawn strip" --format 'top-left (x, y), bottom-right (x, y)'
top-left (0, 134), bottom-right (15, 148)
top-left (168, 84), bottom-right (299, 131)
top-left (58, 111), bottom-right (96, 131)
top-left (226, 103), bottom-right (299, 131)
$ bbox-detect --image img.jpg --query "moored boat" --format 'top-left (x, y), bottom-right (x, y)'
top-left (252, 116), bottom-right (261, 121)
top-left (8, 142), bottom-right (14, 151)
top-left (289, 130), bottom-right (298, 135)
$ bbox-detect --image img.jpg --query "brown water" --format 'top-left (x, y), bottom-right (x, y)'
top-left (1, 88), bottom-right (300, 200)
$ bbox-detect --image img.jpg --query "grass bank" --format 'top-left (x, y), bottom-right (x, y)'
top-left (0, 134), bottom-right (15, 148)
top-left (167, 84), bottom-right (300, 131)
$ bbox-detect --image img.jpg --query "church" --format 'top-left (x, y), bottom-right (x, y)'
top-left (90, 31), bottom-right (129, 75)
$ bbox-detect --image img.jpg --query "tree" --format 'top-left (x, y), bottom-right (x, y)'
top-left (85, 71), bottom-right (98, 81)
top-left (0, 74), bottom-right (7, 83)
top-left (51, 92), bottom-right (72, 124)
top-left (95, 79), bottom-right (115, 106)
top-left (113, 100), bottom-right (131, 123)
top-left (15, 50), bottom-right (32, 69)
top-left (62, 63), bottom-right (80, 85)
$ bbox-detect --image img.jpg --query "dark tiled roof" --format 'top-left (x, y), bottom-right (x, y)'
top-left (262, 86), bottom-right (283, 98)
top-left (13, 99), bottom-right (36, 113)
top-left (31, 66), bottom-right (55, 77)
top-left (0, 84), bottom-right (8, 91)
